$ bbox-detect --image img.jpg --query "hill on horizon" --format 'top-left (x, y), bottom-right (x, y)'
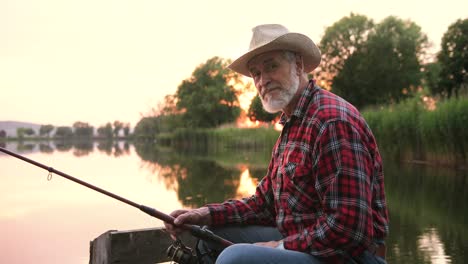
top-left (0, 121), bottom-right (42, 137)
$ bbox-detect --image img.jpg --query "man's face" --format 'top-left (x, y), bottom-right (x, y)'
top-left (247, 50), bottom-right (299, 113)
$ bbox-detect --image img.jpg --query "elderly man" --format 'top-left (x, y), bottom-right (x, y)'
top-left (165, 24), bottom-right (389, 264)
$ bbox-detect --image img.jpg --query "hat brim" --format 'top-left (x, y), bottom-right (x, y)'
top-left (228, 32), bottom-right (321, 77)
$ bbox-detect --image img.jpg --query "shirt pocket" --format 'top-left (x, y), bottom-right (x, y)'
top-left (280, 161), bottom-right (320, 214)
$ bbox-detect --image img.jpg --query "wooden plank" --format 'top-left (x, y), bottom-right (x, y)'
top-left (89, 227), bottom-right (197, 264)
top-left (89, 230), bottom-right (114, 264)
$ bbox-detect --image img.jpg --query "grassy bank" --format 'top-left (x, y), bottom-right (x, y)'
top-left (363, 96), bottom-right (468, 167)
top-left (152, 97), bottom-right (467, 167)
top-left (157, 126), bottom-right (280, 152)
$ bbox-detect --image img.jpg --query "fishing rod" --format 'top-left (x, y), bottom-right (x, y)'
top-left (0, 147), bottom-right (233, 257)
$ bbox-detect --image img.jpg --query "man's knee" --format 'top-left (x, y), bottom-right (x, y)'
top-left (215, 244), bottom-right (255, 264)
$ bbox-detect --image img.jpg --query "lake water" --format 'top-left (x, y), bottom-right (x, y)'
top-left (0, 141), bottom-right (467, 264)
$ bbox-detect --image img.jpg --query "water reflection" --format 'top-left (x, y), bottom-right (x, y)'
top-left (236, 168), bottom-right (259, 198)
top-left (135, 143), bottom-right (245, 207)
top-left (39, 143), bottom-right (54, 153)
top-left (384, 160), bottom-right (468, 263)
top-left (1, 141), bottom-right (466, 263)
top-left (418, 228), bottom-right (451, 264)
top-left (2, 140), bottom-right (131, 157)
top-left (0, 142), bottom-right (178, 264)
top-left (134, 142), bottom-right (468, 263)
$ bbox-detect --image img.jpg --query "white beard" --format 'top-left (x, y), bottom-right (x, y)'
top-left (260, 68), bottom-right (300, 113)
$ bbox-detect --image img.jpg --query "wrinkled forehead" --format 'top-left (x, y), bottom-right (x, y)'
top-left (247, 50), bottom-right (285, 70)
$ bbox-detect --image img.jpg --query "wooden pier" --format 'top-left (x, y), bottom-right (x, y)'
top-left (89, 227), bottom-right (196, 264)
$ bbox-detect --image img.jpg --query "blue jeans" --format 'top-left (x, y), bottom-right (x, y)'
top-left (196, 225), bottom-right (386, 264)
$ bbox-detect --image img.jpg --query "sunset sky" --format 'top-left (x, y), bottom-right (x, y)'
top-left (1, 0), bottom-right (467, 128)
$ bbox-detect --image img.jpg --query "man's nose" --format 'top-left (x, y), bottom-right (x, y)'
top-left (260, 73), bottom-right (271, 88)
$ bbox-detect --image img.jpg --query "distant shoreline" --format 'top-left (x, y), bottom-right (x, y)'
top-left (0, 121), bottom-right (42, 138)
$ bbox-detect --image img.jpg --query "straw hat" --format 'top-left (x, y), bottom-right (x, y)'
top-left (228, 24), bottom-right (321, 77)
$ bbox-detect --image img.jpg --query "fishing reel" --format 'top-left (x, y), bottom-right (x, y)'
top-left (166, 239), bottom-right (198, 264)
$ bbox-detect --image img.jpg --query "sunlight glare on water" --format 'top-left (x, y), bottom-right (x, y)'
top-left (236, 167), bottom-right (258, 198)
top-left (418, 228), bottom-right (452, 264)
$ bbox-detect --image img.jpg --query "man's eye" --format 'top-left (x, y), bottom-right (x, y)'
top-left (251, 71), bottom-right (260, 78)
top-left (266, 63), bottom-right (277, 71)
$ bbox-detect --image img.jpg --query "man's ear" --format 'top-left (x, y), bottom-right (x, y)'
top-left (294, 54), bottom-right (304, 75)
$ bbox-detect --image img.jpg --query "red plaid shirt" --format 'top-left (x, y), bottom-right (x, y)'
top-left (208, 81), bottom-right (389, 262)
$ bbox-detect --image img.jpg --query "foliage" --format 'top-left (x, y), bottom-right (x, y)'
top-left (329, 50), bottom-right (372, 108)
top-left (319, 14), bottom-right (428, 109)
top-left (159, 94), bottom-right (179, 116)
top-left (16, 128), bottom-right (25, 138)
top-left (113, 121), bottom-right (124, 137)
top-left (54, 126), bottom-right (73, 138)
top-left (95, 121), bottom-right (131, 139)
top-left (39, 124), bottom-right (54, 137)
top-left (134, 113), bottom-right (184, 140)
top-left (72, 121), bottom-right (94, 138)
top-left (436, 18), bottom-right (468, 98)
top-left (363, 96), bottom-right (468, 164)
top-left (97, 123), bottom-right (113, 138)
top-left (23, 128), bottom-right (35, 136)
top-left (157, 126), bottom-right (279, 153)
top-left (123, 125), bottom-right (130, 137)
top-left (317, 13), bottom-right (374, 89)
top-left (334, 16), bottom-right (427, 108)
top-left (16, 127), bottom-right (35, 139)
top-left (133, 117), bottom-right (160, 139)
top-left (370, 16), bottom-right (427, 100)
top-left (175, 57), bottom-right (241, 128)
top-left (5, 120), bottom-right (131, 141)
top-left (247, 94), bottom-right (279, 122)
top-left (423, 62), bottom-right (442, 93)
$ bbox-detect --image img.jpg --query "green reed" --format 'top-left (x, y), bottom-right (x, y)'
top-left (155, 96), bottom-right (468, 166)
top-left (363, 97), bottom-right (468, 166)
top-left (157, 126), bottom-right (279, 151)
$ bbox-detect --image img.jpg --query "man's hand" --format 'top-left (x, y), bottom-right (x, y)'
top-left (254, 240), bottom-right (282, 248)
top-left (164, 207), bottom-right (212, 240)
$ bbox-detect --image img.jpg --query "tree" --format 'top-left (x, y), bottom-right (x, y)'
top-left (23, 128), bottom-right (35, 137)
top-left (160, 95), bottom-right (185, 131)
top-left (16, 128), bottom-right (26, 139)
top-left (123, 123), bottom-right (131, 137)
top-left (134, 94), bottom-right (185, 139)
top-left (332, 16), bottom-right (428, 108)
top-left (175, 57), bottom-right (241, 128)
top-left (318, 13), bottom-right (374, 89)
top-left (437, 18), bottom-right (468, 98)
top-left (247, 94), bottom-right (279, 123)
top-left (424, 62), bottom-right (442, 94)
top-left (16, 127), bottom-right (35, 139)
top-left (113, 121), bottom-right (124, 137)
top-left (72, 122), bottom-right (94, 138)
top-left (54, 126), bottom-right (73, 138)
top-left (159, 94), bottom-right (179, 116)
top-left (0, 130), bottom-right (6, 138)
top-left (329, 51), bottom-right (372, 108)
top-left (39, 124), bottom-right (54, 137)
top-left (97, 123), bottom-right (113, 138)
top-left (134, 117), bottom-right (160, 139)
